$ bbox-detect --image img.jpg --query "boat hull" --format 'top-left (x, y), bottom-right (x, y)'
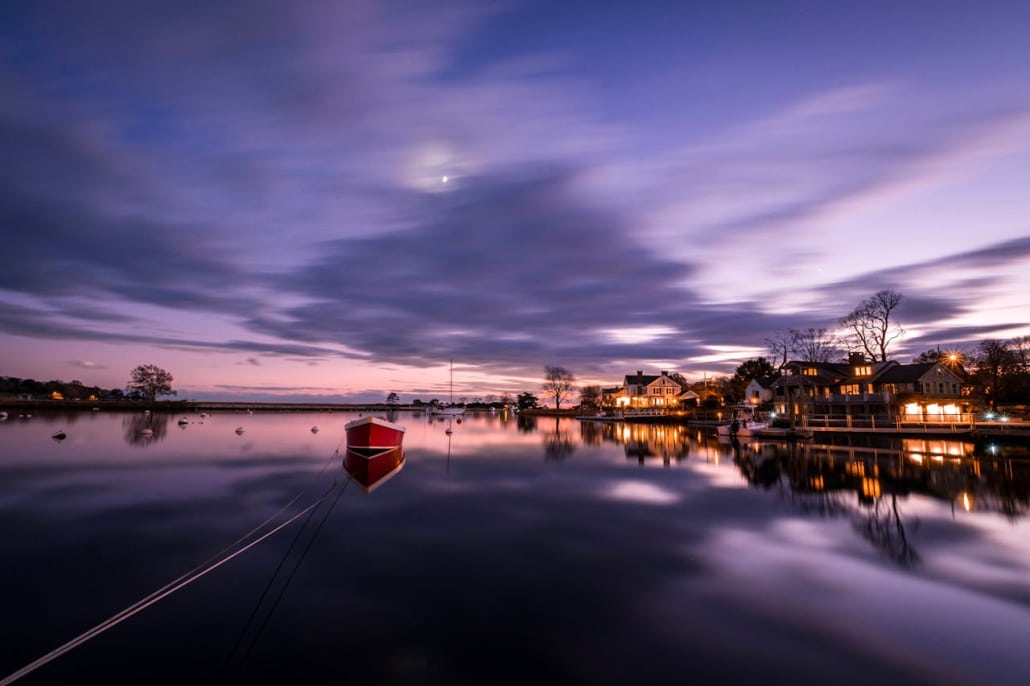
top-left (345, 416), bottom-right (406, 450)
top-left (716, 422), bottom-right (770, 437)
top-left (343, 446), bottom-right (405, 493)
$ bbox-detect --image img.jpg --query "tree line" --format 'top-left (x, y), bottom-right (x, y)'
top-left (1, 364), bottom-right (177, 402)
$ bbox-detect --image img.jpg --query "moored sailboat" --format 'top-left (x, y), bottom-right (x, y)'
top-left (429, 359), bottom-right (465, 418)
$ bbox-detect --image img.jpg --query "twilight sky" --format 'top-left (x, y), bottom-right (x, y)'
top-left (2, 0), bottom-right (1029, 403)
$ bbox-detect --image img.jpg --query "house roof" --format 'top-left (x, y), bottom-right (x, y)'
top-left (875, 362), bottom-right (953, 384)
top-left (773, 361), bottom-right (850, 387)
top-left (624, 373), bottom-right (660, 386)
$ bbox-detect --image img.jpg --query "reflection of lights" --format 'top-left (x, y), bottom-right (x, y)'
top-left (961, 492), bottom-right (973, 512)
top-left (1000, 415), bottom-right (1009, 422)
top-left (862, 478), bottom-right (881, 498)
top-left (910, 454), bottom-right (924, 464)
top-left (809, 476), bottom-right (824, 491)
top-left (984, 412), bottom-right (996, 420)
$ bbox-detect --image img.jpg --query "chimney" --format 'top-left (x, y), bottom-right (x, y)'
top-left (848, 352), bottom-right (865, 365)
top-left (636, 370), bottom-right (643, 377)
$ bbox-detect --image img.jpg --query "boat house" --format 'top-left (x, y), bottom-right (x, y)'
top-left (770, 355), bottom-right (971, 422)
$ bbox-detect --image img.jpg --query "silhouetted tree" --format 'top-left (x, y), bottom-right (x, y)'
top-left (729, 358), bottom-right (778, 402)
top-left (579, 385), bottom-right (601, 410)
top-left (840, 289), bottom-right (904, 362)
top-left (517, 392), bottom-right (539, 410)
top-left (765, 329), bottom-right (801, 369)
top-left (542, 365), bottom-right (576, 411)
top-left (974, 339), bottom-right (1018, 410)
top-left (127, 364), bottom-right (176, 402)
top-left (796, 327), bottom-right (840, 362)
top-left (386, 392), bottom-right (399, 405)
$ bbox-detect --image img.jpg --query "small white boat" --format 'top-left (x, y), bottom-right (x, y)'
top-left (140, 428), bottom-right (154, 436)
top-left (716, 406), bottom-right (770, 437)
top-left (177, 417), bottom-right (189, 426)
top-left (51, 430), bottom-right (67, 441)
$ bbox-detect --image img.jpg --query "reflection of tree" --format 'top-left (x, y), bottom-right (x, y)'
top-left (122, 412), bottom-right (170, 446)
top-left (543, 418), bottom-right (575, 461)
top-left (731, 440), bottom-right (784, 491)
top-left (578, 420), bottom-right (604, 446)
top-left (516, 414), bottom-right (537, 433)
top-left (854, 494), bottom-right (919, 567)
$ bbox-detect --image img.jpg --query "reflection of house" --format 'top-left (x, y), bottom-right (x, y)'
top-left (603, 371), bottom-right (698, 410)
top-left (771, 354), bottom-right (970, 421)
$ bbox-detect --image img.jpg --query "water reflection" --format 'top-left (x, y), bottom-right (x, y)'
top-left (542, 417), bottom-right (575, 461)
top-left (516, 414), bottom-right (537, 433)
top-left (584, 420), bottom-right (1030, 566)
top-left (722, 436), bottom-right (1030, 565)
top-left (581, 421), bottom-right (691, 465)
top-left (343, 447), bottom-right (405, 493)
top-left (121, 412), bottom-right (171, 446)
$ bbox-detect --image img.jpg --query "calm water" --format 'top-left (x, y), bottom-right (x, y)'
top-left (1, 410), bottom-right (1029, 685)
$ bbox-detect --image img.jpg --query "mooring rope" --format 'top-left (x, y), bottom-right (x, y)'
top-left (242, 476), bottom-right (352, 662)
top-left (1, 439), bottom-right (349, 686)
top-left (224, 477), bottom-right (344, 670)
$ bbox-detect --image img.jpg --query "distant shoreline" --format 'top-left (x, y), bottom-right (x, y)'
top-left (0, 398), bottom-right (576, 415)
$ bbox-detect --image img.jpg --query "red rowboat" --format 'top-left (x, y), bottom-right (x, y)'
top-left (343, 446), bottom-right (405, 493)
top-left (345, 416), bottom-right (406, 450)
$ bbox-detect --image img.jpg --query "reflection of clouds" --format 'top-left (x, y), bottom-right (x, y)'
top-left (701, 526), bottom-right (1030, 685)
top-left (603, 480), bottom-right (681, 506)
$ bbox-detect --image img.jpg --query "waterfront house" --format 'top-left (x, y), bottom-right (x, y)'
top-left (771, 354), bottom-right (971, 422)
top-left (603, 371), bottom-right (696, 411)
top-left (744, 378), bottom-right (774, 406)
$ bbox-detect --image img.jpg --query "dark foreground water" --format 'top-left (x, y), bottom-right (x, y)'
top-left (1, 409), bottom-right (1029, 685)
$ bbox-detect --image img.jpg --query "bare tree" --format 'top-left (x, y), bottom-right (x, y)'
top-left (542, 365), bottom-right (577, 411)
top-left (579, 384), bottom-right (601, 410)
top-left (765, 329), bottom-right (801, 369)
top-left (1011, 336), bottom-right (1030, 375)
top-left (127, 364), bottom-right (176, 402)
top-left (840, 289), bottom-right (905, 362)
top-left (974, 339), bottom-right (1018, 410)
top-left (796, 327), bottom-right (840, 362)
